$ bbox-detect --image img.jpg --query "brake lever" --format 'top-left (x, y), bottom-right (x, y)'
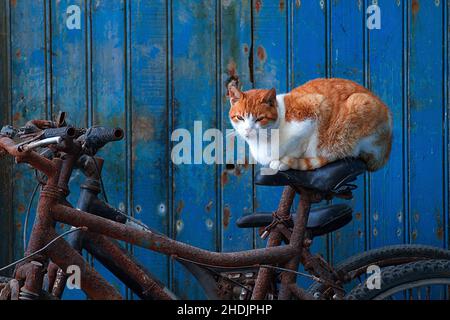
top-left (1, 125), bottom-right (17, 139)
top-left (18, 137), bottom-right (63, 152)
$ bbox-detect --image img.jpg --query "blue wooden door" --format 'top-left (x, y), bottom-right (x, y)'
top-left (0, 0), bottom-right (448, 299)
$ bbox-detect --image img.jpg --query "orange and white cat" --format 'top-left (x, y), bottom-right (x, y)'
top-left (228, 78), bottom-right (392, 171)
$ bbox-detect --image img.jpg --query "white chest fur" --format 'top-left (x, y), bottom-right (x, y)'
top-left (243, 94), bottom-right (318, 165)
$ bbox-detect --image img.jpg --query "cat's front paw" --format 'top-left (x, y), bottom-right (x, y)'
top-left (269, 160), bottom-right (290, 172)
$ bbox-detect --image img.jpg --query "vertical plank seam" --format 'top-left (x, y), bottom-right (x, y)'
top-left (85, 0), bottom-right (94, 269)
top-left (124, 0), bottom-right (133, 300)
top-left (216, 0), bottom-right (222, 253)
top-left (403, 0), bottom-right (411, 244)
top-left (3, 0), bottom-right (13, 265)
top-left (43, 0), bottom-right (51, 119)
top-left (325, 0), bottom-right (332, 263)
top-left (8, 0), bottom-right (13, 264)
top-left (86, 0), bottom-right (93, 127)
top-left (250, 0), bottom-right (256, 250)
top-left (167, 0), bottom-right (174, 291)
top-left (287, 0), bottom-right (292, 91)
top-left (363, 0), bottom-right (370, 251)
top-left (443, 0), bottom-right (449, 249)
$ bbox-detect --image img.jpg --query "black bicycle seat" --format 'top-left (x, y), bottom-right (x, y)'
top-left (255, 158), bottom-right (367, 193)
top-left (236, 204), bottom-right (353, 238)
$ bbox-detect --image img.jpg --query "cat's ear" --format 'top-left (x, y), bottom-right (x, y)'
top-left (264, 88), bottom-right (277, 106)
top-left (228, 85), bottom-right (243, 106)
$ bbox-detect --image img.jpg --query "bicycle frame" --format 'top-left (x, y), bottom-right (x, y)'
top-left (48, 161), bottom-right (222, 300)
top-left (1, 135), bottom-right (340, 300)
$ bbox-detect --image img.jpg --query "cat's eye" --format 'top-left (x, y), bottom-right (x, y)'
top-left (255, 116), bottom-right (265, 122)
top-left (236, 115), bottom-right (244, 121)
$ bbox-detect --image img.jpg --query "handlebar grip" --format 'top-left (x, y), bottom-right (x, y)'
top-left (42, 126), bottom-right (77, 139)
top-left (83, 127), bottom-right (124, 153)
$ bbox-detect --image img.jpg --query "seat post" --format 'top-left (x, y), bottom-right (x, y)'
top-left (251, 186), bottom-right (295, 300)
top-left (290, 190), bottom-right (313, 249)
top-left (278, 188), bottom-right (315, 299)
top-left (275, 186), bottom-right (296, 218)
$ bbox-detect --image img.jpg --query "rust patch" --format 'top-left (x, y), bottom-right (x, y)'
top-left (411, 230), bottom-right (418, 241)
top-left (243, 157), bottom-right (250, 169)
top-left (255, 0), bottom-right (262, 13)
top-left (355, 212), bottom-right (362, 221)
top-left (243, 44), bottom-right (249, 54)
top-left (132, 116), bottom-right (155, 142)
top-left (17, 203), bottom-right (25, 213)
top-left (412, 0), bottom-right (419, 16)
top-left (436, 227), bottom-right (444, 241)
top-left (257, 46), bottom-right (266, 62)
top-left (227, 60), bottom-right (237, 78)
top-left (176, 200), bottom-right (184, 216)
top-left (13, 112), bottom-right (21, 122)
top-left (11, 0), bottom-right (16, 7)
top-left (221, 171), bottom-right (228, 186)
top-left (205, 200), bottom-right (213, 213)
top-left (223, 206), bottom-right (231, 228)
top-left (15, 49), bottom-right (21, 59)
top-left (279, 0), bottom-right (285, 11)
top-left (295, 0), bottom-right (301, 8)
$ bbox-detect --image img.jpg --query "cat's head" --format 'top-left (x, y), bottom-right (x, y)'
top-left (227, 83), bottom-right (279, 139)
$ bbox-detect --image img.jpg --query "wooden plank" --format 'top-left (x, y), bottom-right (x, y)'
top-left (252, 0), bottom-right (288, 249)
top-left (51, 0), bottom-right (87, 127)
top-left (0, 0), bottom-right (12, 269)
top-left (408, 0), bottom-right (445, 248)
top-left (368, 0), bottom-right (404, 248)
top-left (329, 0), bottom-right (366, 265)
top-left (10, 0), bottom-right (47, 259)
top-left (171, 0), bottom-right (218, 299)
top-left (220, 0), bottom-right (254, 252)
top-left (50, 0), bottom-right (89, 299)
top-left (291, 0), bottom-right (329, 287)
top-left (90, 0), bottom-right (127, 298)
top-left (130, 0), bottom-right (170, 289)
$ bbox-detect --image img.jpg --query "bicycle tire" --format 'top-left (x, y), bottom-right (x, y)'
top-left (346, 259), bottom-right (450, 300)
top-left (307, 244), bottom-right (450, 298)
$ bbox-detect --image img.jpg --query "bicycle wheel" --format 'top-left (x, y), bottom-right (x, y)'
top-left (307, 244), bottom-right (450, 299)
top-left (346, 259), bottom-right (450, 300)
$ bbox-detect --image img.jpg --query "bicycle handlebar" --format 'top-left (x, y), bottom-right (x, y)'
top-left (81, 127), bottom-right (124, 155)
top-left (0, 119), bottom-right (124, 174)
top-left (41, 126), bottom-right (79, 140)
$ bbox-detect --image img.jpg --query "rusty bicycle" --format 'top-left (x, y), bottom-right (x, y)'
top-left (1, 113), bottom-right (450, 300)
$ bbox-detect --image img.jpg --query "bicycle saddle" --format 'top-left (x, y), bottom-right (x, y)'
top-left (255, 158), bottom-right (367, 193)
top-left (236, 204), bottom-right (353, 238)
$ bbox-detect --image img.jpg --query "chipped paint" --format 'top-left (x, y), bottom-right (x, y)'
top-left (255, 0), bottom-right (262, 13)
top-left (256, 46), bottom-right (266, 62)
top-left (412, 0), bottom-right (420, 16)
top-left (223, 205), bottom-right (231, 229)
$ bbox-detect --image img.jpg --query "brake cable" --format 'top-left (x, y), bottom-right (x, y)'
top-left (0, 227), bottom-right (85, 273)
top-left (23, 180), bottom-right (41, 254)
top-left (90, 155), bottom-right (151, 231)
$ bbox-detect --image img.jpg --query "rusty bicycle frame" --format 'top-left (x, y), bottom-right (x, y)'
top-left (0, 121), bottom-right (349, 300)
